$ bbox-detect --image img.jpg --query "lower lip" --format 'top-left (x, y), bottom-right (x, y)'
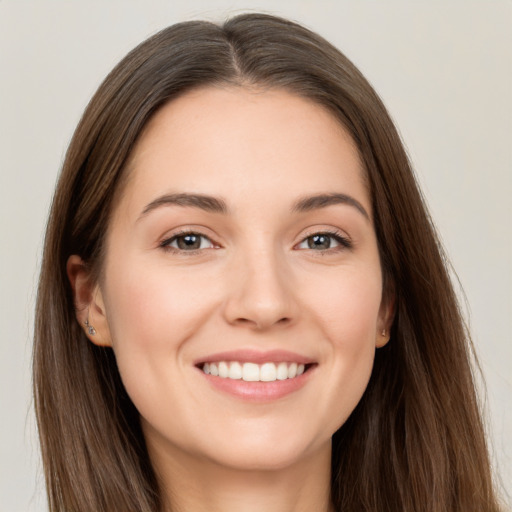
top-left (198, 366), bottom-right (315, 402)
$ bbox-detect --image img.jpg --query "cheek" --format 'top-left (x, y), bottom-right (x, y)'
top-left (304, 268), bottom-right (382, 427)
top-left (310, 266), bottom-right (382, 343)
top-left (101, 258), bottom-right (220, 402)
top-left (105, 259), bottom-right (217, 346)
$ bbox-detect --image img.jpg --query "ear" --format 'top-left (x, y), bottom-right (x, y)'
top-left (375, 291), bottom-right (395, 349)
top-left (67, 255), bottom-right (112, 347)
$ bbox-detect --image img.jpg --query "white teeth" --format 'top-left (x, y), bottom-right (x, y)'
top-left (228, 361), bottom-right (242, 380)
top-left (276, 362), bottom-right (288, 380)
top-left (242, 362), bottom-right (260, 382)
top-left (260, 362), bottom-right (277, 382)
top-left (218, 361), bottom-right (229, 378)
top-left (201, 361), bottom-right (309, 382)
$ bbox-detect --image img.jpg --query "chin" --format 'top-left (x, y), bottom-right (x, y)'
top-left (199, 429), bottom-right (332, 472)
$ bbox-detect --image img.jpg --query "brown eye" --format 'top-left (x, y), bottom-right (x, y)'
top-left (177, 234), bottom-right (202, 250)
top-left (163, 233), bottom-right (214, 251)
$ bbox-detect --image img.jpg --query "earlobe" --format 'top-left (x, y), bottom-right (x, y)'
top-left (376, 327), bottom-right (390, 348)
top-left (375, 292), bottom-right (395, 348)
top-left (66, 255), bottom-right (112, 347)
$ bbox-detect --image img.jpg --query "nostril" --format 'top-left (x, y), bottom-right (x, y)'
top-left (234, 318), bottom-right (251, 325)
top-left (232, 316), bottom-right (291, 329)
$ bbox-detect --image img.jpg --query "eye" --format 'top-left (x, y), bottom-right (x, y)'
top-left (296, 232), bottom-right (351, 251)
top-left (161, 232), bottom-right (216, 251)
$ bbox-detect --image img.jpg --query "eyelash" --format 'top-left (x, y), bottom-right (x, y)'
top-left (297, 229), bottom-right (352, 252)
top-left (159, 229), bottom-right (352, 254)
top-left (160, 230), bottom-right (217, 254)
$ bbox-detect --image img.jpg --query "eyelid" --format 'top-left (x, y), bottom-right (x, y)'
top-left (157, 226), bottom-right (351, 253)
top-left (294, 228), bottom-right (352, 251)
top-left (159, 228), bottom-right (221, 252)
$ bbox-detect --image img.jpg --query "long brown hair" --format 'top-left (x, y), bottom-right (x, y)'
top-left (33, 13), bottom-right (502, 511)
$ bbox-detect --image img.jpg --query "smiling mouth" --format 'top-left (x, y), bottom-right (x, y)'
top-left (198, 361), bottom-right (315, 382)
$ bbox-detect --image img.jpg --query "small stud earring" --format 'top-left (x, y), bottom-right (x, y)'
top-left (85, 319), bottom-right (96, 336)
top-left (381, 329), bottom-right (386, 337)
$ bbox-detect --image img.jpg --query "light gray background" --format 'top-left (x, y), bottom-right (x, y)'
top-left (1, 1), bottom-right (510, 510)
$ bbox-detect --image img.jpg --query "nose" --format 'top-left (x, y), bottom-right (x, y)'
top-left (222, 248), bottom-right (298, 331)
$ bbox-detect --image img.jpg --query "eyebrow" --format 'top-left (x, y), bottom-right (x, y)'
top-left (292, 193), bottom-right (370, 220)
top-left (139, 193), bottom-right (228, 219)
top-left (139, 191), bottom-right (369, 221)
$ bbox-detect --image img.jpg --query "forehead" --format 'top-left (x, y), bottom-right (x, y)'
top-left (118, 86), bottom-right (368, 219)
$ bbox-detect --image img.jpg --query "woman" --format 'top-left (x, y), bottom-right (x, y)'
top-left (33, 13), bottom-right (502, 512)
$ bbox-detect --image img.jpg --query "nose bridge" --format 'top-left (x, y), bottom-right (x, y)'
top-left (223, 241), bottom-right (296, 330)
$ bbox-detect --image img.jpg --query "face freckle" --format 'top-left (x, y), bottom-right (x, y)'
top-left (99, 86), bottom-right (391, 473)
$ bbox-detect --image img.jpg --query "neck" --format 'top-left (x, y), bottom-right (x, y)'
top-left (149, 439), bottom-right (334, 512)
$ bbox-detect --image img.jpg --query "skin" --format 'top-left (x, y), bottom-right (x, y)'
top-left (68, 87), bottom-right (393, 512)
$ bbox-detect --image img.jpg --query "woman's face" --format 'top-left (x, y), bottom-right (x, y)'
top-left (90, 87), bottom-right (391, 471)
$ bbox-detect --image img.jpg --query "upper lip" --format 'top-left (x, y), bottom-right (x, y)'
top-left (194, 349), bottom-right (316, 366)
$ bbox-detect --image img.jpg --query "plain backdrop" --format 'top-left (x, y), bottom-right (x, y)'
top-left (1, 1), bottom-right (510, 510)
